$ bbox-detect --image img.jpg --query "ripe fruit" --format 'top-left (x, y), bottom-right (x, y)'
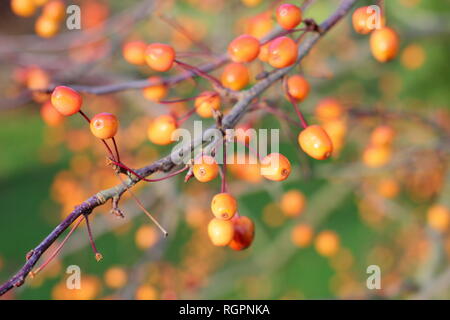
top-left (11, 0), bottom-right (36, 17)
top-left (194, 91), bottom-right (221, 118)
top-left (377, 178), bottom-right (400, 199)
top-left (145, 43), bottom-right (175, 72)
top-left (370, 125), bottom-right (395, 147)
top-left (42, 0), bottom-right (65, 21)
top-left (51, 86), bottom-right (83, 116)
top-left (142, 77), bottom-right (168, 102)
top-left (229, 216), bottom-right (255, 251)
top-left (122, 41), bottom-right (147, 65)
top-left (315, 98), bottom-right (344, 122)
top-left (104, 267), bottom-right (127, 289)
top-left (287, 75), bottom-right (310, 102)
top-left (35, 16), bottom-right (60, 38)
top-left (315, 230), bottom-right (340, 257)
top-left (276, 4), bottom-right (302, 30)
top-left (40, 101), bottom-right (64, 127)
top-left (280, 190), bottom-right (306, 217)
top-left (147, 114), bottom-right (178, 145)
top-left (221, 63), bottom-right (250, 91)
top-left (427, 205), bottom-right (449, 233)
top-left (211, 193), bottom-right (237, 220)
top-left (370, 27), bottom-right (399, 62)
top-left (245, 12), bottom-right (273, 39)
top-left (322, 119), bottom-right (347, 156)
top-left (258, 42), bottom-right (271, 62)
top-left (193, 155), bottom-right (219, 182)
top-left (228, 34), bottom-right (260, 63)
top-left (291, 224), bottom-right (313, 248)
top-left (362, 145), bottom-right (391, 168)
top-left (207, 218), bottom-right (234, 246)
top-left (298, 125), bottom-right (333, 160)
top-left (26, 66), bottom-right (49, 90)
top-left (261, 153), bottom-right (291, 181)
top-left (268, 36), bottom-right (298, 69)
top-left (352, 6), bottom-right (375, 34)
top-left (90, 113), bottom-right (119, 139)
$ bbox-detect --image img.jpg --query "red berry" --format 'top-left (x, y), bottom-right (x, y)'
top-left (276, 4), bottom-right (302, 30)
top-left (145, 43), bottom-right (175, 72)
top-left (268, 36), bottom-right (297, 69)
top-left (51, 86), bottom-right (82, 116)
top-left (90, 113), bottom-right (119, 139)
top-left (228, 34), bottom-right (260, 63)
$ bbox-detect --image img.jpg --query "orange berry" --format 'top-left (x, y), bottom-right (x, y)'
top-left (142, 77), bottom-right (168, 102)
top-left (229, 216), bottom-right (255, 251)
top-left (287, 75), bottom-right (310, 102)
top-left (40, 101), bottom-right (64, 127)
top-left (147, 114), bottom-right (178, 145)
top-left (135, 225), bottom-right (158, 250)
top-left (245, 12), bottom-right (273, 39)
top-left (362, 145), bottom-right (391, 168)
top-left (42, 0), bottom-right (65, 21)
top-left (228, 34), bottom-right (260, 63)
top-left (352, 6), bottom-right (375, 34)
top-left (104, 266), bottom-right (127, 289)
top-left (90, 113), bottom-right (119, 139)
top-left (26, 67), bottom-right (50, 90)
top-left (427, 205), bottom-right (450, 233)
top-left (298, 125), bottom-right (333, 160)
top-left (51, 86), bottom-right (82, 116)
top-left (195, 91), bottom-right (221, 118)
top-left (291, 224), bottom-right (313, 248)
top-left (207, 218), bottom-right (234, 246)
top-left (322, 119), bottom-right (347, 156)
top-left (315, 230), bottom-right (340, 257)
top-left (377, 178), bottom-right (399, 199)
top-left (135, 284), bottom-right (157, 300)
top-left (370, 27), bottom-right (400, 62)
top-left (261, 153), bottom-right (291, 181)
top-left (370, 125), bottom-right (395, 147)
top-left (221, 62), bottom-right (250, 91)
top-left (258, 42), bottom-right (271, 62)
top-left (211, 193), bottom-right (237, 220)
top-left (35, 15), bottom-right (60, 38)
top-left (145, 43), bottom-right (175, 72)
top-left (193, 155), bottom-right (219, 182)
top-left (315, 98), bottom-right (344, 122)
top-left (241, 0), bottom-right (261, 7)
top-left (268, 36), bottom-right (298, 69)
top-left (280, 190), bottom-right (306, 217)
top-left (276, 3), bottom-right (302, 30)
top-left (11, 0), bottom-right (36, 17)
top-left (122, 41), bottom-right (147, 65)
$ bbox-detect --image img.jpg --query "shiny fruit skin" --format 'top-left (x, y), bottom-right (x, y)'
top-left (40, 101), bottom-right (64, 127)
top-left (268, 36), bottom-right (298, 69)
top-left (123, 41), bottom-right (147, 65)
top-left (51, 86), bottom-right (83, 116)
top-left (261, 153), bottom-right (291, 181)
top-left (276, 4), bottom-right (302, 30)
top-left (287, 75), bottom-right (310, 102)
top-left (229, 216), bottom-right (255, 251)
top-left (211, 193), bottom-right (237, 220)
top-left (298, 125), bottom-right (333, 160)
top-left (147, 114), bottom-right (178, 145)
top-left (193, 155), bottom-right (219, 182)
top-left (90, 113), bottom-right (119, 139)
top-left (145, 43), bottom-right (175, 72)
top-left (228, 34), bottom-right (260, 63)
top-left (208, 218), bottom-right (234, 246)
top-left (142, 77), bottom-right (168, 102)
top-left (352, 6), bottom-right (374, 34)
top-left (370, 27), bottom-right (399, 62)
top-left (280, 190), bottom-right (306, 217)
top-left (195, 92), bottom-right (221, 118)
top-left (221, 63), bottom-right (250, 91)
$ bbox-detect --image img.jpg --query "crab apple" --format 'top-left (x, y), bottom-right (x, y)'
top-left (145, 43), bottom-right (175, 72)
top-left (195, 91), bottom-right (221, 118)
top-left (370, 125), bottom-right (395, 147)
top-left (51, 86), bottom-right (83, 116)
top-left (276, 4), bottom-right (302, 30)
top-left (280, 190), bottom-right (306, 217)
top-left (40, 101), bottom-right (64, 127)
top-left (291, 224), bottom-right (313, 248)
top-left (208, 218), bottom-right (234, 246)
top-left (90, 113), bottom-right (119, 139)
top-left (245, 12), bottom-right (273, 39)
top-left (193, 155), bottom-right (219, 182)
top-left (122, 41), bottom-right (147, 65)
top-left (315, 98), bottom-right (344, 122)
top-left (298, 125), bottom-right (333, 160)
top-left (211, 193), bottom-right (237, 220)
top-left (315, 230), bottom-right (340, 257)
top-left (258, 42), bottom-right (271, 62)
top-left (142, 77), bottom-right (168, 102)
top-left (42, 0), bottom-right (65, 21)
top-left (241, 0), bottom-right (262, 7)
top-left (370, 27), bottom-right (399, 62)
top-left (229, 216), bottom-right (255, 251)
top-left (268, 36), bottom-right (298, 69)
top-left (221, 62), bottom-right (250, 91)
top-left (427, 205), bottom-right (450, 233)
top-left (11, 0), bottom-right (36, 17)
top-left (287, 75), bottom-right (310, 102)
top-left (261, 153), bottom-right (291, 181)
top-left (147, 114), bottom-right (178, 145)
top-left (352, 6), bottom-right (375, 34)
top-left (35, 15), bottom-right (60, 38)
top-left (362, 145), bottom-right (391, 168)
top-left (228, 34), bottom-right (260, 63)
